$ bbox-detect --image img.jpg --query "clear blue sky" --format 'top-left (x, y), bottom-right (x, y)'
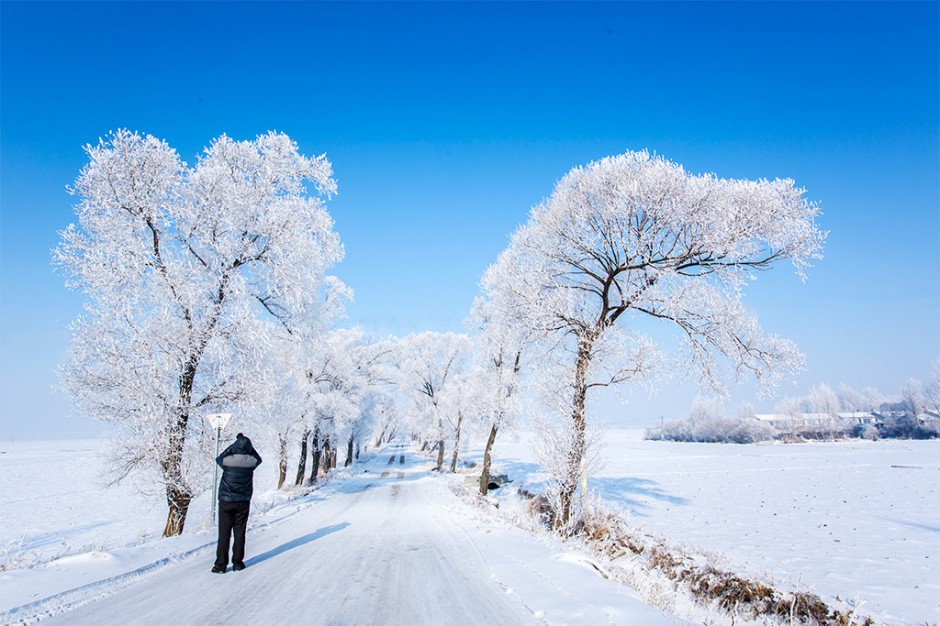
top-left (2, 2), bottom-right (938, 439)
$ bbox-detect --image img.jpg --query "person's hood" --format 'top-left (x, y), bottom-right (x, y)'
top-left (231, 436), bottom-right (255, 455)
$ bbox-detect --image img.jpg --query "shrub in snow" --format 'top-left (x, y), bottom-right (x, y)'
top-left (574, 506), bottom-right (875, 626)
top-left (648, 417), bottom-right (777, 444)
top-left (876, 415), bottom-right (940, 440)
top-left (727, 419), bottom-right (778, 443)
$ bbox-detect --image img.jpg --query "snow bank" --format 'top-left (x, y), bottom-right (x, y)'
top-left (478, 429), bottom-right (940, 625)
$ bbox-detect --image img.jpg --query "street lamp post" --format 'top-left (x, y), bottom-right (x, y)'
top-left (205, 413), bottom-right (233, 523)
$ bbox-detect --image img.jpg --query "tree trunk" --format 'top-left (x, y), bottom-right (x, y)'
top-left (558, 334), bottom-right (593, 530)
top-left (345, 434), bottom-right (354, 467)
top-left (435, 439), bottom-right (445, 471)
top-left (161, 360), bottom-right (196, 537)
top-left (162, 484), bottom-right (191, 537)
top-left (309, 431), bottom-right (320, 484)
top-left (322, 438), bottom-right (332, 475)
top-left (277, 432), bottom-right (288, 490)
top-left (449, 412), bottom-right (464, 473)
top-left (479, 422), bottom-right (499, 496)
top-left (295, 429), bottom-right (309, 486)
top-left (161, 438), bottom-right (191, 536)
top-left (355, 442), bottom-right (360, 459)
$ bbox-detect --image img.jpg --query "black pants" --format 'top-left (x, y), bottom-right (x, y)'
top-left (215, 500), bottom-right (251, 569)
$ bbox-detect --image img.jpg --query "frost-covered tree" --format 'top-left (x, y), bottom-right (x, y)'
top-left (437, 370), bottom-right (475, 473)
top-left (244, 282), bottom-right (352, 490)
top-left (335, 332), bottom-right (397, 467)
top-left (807, 383), bottom-right (841, 439)
top-left (396, 332), bottom-right (471, 471)
top-left (925, 359), bottom-right (940, 411)
top-left (737, 401), bottom-right (756, 421)
top-left (688, 396), bottom-right (726, 424)
top-left (486, 150), bottom-right (825, 528)
top-left (837, 383), bottom-right (866, 412)
top-left (348, 388), bottom-right (397, 464)
top-left (371, 389), bottom-right (403, 448)
top-left (55, 130), bottom-right (341, 536)
top-left (243, 334), bottom-right (305, 491)
top-left (863, 386), bottom-right (883, 413)
top-left (294, 328), bottom-right (393, 483)
top-left (466, 295), bottom-right (530, 494)
top-left (901, 378), bottom-right (925, 417)
top-left (773, 396), bottom-right (804, 439)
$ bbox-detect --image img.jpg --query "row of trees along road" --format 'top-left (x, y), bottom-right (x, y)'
top-left (58, 133), bottom-right (825, 537)
top-left (56, 131), bottom-right (345, 536)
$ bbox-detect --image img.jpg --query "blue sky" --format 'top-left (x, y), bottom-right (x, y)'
top-left (2, 2), bottom-right (938, 439)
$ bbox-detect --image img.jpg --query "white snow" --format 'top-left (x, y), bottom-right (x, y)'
top-left (4, 432), bottom-right (938, 625)
top-left (484, 429), bottom-right (940, 626)
top-left (0, 438), bottom-right (690, 625)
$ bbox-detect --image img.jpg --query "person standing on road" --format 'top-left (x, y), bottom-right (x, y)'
top-left (212, 432), bottom-right (262, 574)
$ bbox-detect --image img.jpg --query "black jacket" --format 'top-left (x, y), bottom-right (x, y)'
top-left (216, 435), bottom-right (263, 502)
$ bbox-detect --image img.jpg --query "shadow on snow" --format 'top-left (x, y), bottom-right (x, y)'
top-left (589, 476), bottom-right (689, 517)
top-left (245, 522), bottom-right (350, 567)
top-left (881, 517), bottom-right (940, 534)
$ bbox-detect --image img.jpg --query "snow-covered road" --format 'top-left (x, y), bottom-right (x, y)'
top-left (4, 442), bottom-right (689, 626)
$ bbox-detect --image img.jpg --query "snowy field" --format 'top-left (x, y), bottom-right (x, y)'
top-left (483, 430), bottom-right (940, 626)
top-left (2, 433), bottom-right (938, 626)
top-left (0, 437), bottom-right (690, 625)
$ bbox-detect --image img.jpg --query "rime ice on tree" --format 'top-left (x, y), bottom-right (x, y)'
top-left (480, 150), bottom-right (826, 529)
top-left (55, 130), bottom-right (345, 536)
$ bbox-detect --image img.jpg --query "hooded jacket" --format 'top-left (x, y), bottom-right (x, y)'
top-left (216, 434), bottom-right (263, 502)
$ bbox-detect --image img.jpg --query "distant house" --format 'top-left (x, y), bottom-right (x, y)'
top-left (752, 412), bottom-right (877, 433)
top-left (837, 412), bottom-right (879, 426)
top-left (751, 414), bottom-right (804, 430)
top-left (916, 409), bottom-right (940, 426)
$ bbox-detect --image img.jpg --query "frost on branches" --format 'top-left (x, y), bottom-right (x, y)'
top-left (484, 150), bottom-right (826, 530)
top-left (466, 295), bottom-right (529, 494)
top-left (274, 327), bottom-right (395, 488)
top-left (395, 332), bottom-right (471, 471)
top-left (54, 130), bottom-right (343, 536)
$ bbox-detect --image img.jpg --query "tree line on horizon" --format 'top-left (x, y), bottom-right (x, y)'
top-left (648, 365), bottom-right (940, 444)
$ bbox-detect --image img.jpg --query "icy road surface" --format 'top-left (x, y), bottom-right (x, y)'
top-left (3, 442), bottom-right (690, 626)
